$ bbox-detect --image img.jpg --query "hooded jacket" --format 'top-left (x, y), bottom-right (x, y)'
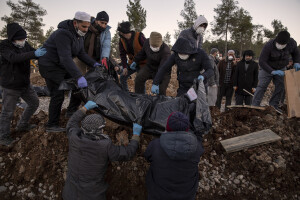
top-left (259, 38), bottom-right (300, 74)
top-left (178, 15), bottom-right (208, 49)
top-left (144, 131), bottom-right (204, 200)
top-left (38, 20), bottom-right (96, 79)
top-left (207, 54), bottom-right (220, 86)
top-left (63, 108), bottom-right (139, 200)
top-left (233, 54), bottom-right (258, 96)
top-left (0, 23), bottom-right (36, 89)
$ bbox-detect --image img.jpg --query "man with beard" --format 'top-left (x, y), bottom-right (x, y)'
top-left (233, 50), bottom-right (258, 105)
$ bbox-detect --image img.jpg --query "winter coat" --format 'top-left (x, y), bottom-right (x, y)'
top-left (99, 25), bottom-right (111, 60)
top-left (233, 59), bottom-right (258, 96)
top-left (62, 108), bottom-right (139, 200)
top-left (259, 38), bottom-right (300, 74)
top-left (207, 54), bottom-right (219, 86)
top-left (134, 39), bottom-right (171, 73)
top-left (153, 50), bottom-right (213, 88)
top-left (119, 31), bottom-right (146, 68)
top-left (144, 131), bottom-right (204, 200)
top-left (38, 20), bottom-right (96, 79)
top-left (0, 23), bottom-right (36, 89)
top-left (218, 58), bottom-right (237, 86)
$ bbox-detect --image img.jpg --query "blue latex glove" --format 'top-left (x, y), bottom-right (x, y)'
top-left (271, 70), bottom-right (285, 77)
top-left (93, 62), bottom-right (102, 68)
top-left (133, 123), bottom-right (142, 136)
top-left (197, 75), bottom-right (204, 81)
top-left (34, 47), bottom-right (47, 57)
top-left (130, 62), bottom-right (137, 71)
top-left (294, 63), bottom-right (300, 71)
top-left (84, 100), bottom-right (98, 110)
top-left (151, 84), bottom-right (159, 94)
top-left (77, 76), bottom-right (87, 88)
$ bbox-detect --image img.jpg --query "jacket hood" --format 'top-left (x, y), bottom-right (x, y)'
top-left (193, 15), bottom-right (208, 30)
top-left (7, 23), bottom-right (25, 41)
top-left (172, 37), bottom-right (198, 54)
top-left (57, 20), bottom-right (76, 33)
top-left (160, 131), bottom-right (198, 160)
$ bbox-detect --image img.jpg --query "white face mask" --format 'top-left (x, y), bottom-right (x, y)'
top-left (178, 53), bottom-right (190, 60)
top-left (228, 56), bottom-right (234, 60)
top-left (150, 46), bottom-right (160, 52)
top-left (276, 42), bottom-right (287, 50)
top-left (196, 26), bottom-right (205, 35)
top-left (13, 40), bottom-right (26, 48)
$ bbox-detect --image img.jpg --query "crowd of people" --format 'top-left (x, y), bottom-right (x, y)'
top-left (0, 10), bottom-right (300, 199)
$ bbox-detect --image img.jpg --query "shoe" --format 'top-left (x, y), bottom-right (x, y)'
top-left (46, 125), bottom-right (65, 133)
top-left (16, 124), bottom-right (37, 132)
top-left (0, 134), bottom-right (15, 146)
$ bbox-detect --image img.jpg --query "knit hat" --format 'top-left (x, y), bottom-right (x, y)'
top-left (244, 50), bottom-right (254, 57)
top-left (96, 11), bottom-right (109, 22)
top-left (210, 48), bottom-right (219, 55)
top-left (74, 11), bottom-right (91, 22)
top-left (12, 29), bottom-right (27, 40)
top-left (166, 111), bottom-right (189, 132)
top-left (117, 21), bottom-right (131, 34)
top-left (228, 49), bottom-right (235, 54)
top-left (276, 31), bottom-right (290, 44)
top-left (172, 38), bottom-right (198, 54)
top-left (149, 32), bottom-right (163, 47)
top-left (81, 114), bottom-right (105, 134)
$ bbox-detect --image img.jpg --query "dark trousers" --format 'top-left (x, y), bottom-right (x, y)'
top-left (235, 93), bottom-right (252, 105)
top-left (135, 66), bottom-right (170, 95)
top-left (0, 86), bottom-right (39, 136)
top-left (216, 84), bottom-right (234, 110)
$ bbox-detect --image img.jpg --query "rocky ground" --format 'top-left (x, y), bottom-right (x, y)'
top-left (0, 69), bottom-right (299, 200)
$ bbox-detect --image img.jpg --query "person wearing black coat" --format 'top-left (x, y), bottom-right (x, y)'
top-left (63, 101), bottom-right (142, 200)
top-left (0, 23), bottom-right (47, 146)
top-left (233, 50), bottom-right (258, 105)
top-left (38, 11), bottom-right (101, 133)
top-left (144, 111), bottom-right (204, 200)
top-left (151, 37), bottom-right (213, 97)
top-left (131, 32), bottom-right (171, 95)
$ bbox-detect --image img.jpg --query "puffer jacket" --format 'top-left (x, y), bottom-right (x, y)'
top-left (0, 23), bottom-right (36, 89)
top-left (39, 20), bottom-right (96, 79)
top-left (63, 108), bottom-right (139, 200)
top-left (144, 131), bottom-right (204, 200)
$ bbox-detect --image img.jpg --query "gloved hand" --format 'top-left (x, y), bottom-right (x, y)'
top-left (197, 75), bottom-right (204, 81)
top-left (233, 86), bottom-right (237, 91)
top-left (34, 47), bottom-right (47, 57)
top-left (252, 88), bottom-right (256, 93)
top-left (133, 123), bottom-right (142, 136)
top-left (130, 62), bottom-right (137, 71)
top-left (271, 70), bottom-right (285, 76)
top-left (84, 101), bottom-right (98, 110)
top-left (151, 84), bottom-right (159, 94)
top-left (77, 76), bottom-right (87, 88)
top-left (93, 62), bottom-right (102, 68)
top-left (294, 63), bottom-right (300, 71)
top-left (101, 58), bottom-right (108, 70)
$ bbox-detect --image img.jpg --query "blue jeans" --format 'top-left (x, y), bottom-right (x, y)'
top-left (252, 68), bottom-right (285, 108)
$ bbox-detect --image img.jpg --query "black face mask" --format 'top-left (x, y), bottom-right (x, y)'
top-left (95, 24), bottom-right (105, 32)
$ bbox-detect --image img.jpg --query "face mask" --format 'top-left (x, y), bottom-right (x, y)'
top-left (76, 26), bottom-right (86, 37)
top-left (178, 53), bottom-right (190, 60)
top-left (276, 42), bottom-right (287, 50)
top-left (150, 46), bottom-right (160, 52)
top-left (196, 27), bottom-right (205, 35)
top-left (13, 40), bottom-right (26, 48)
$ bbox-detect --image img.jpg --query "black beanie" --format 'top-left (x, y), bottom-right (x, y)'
top-left (96, 11), bottom-right (109, 22)
top-left (12, 29), bottom-right (27, 41)
top-left (244, 50), bottom-right (254, 57)
top-left (117, 21), bottom-right (131, 34)
top-left (276, 31), bottom-right (290, 44)
top-left (166, 111), bottom-right (189, 132)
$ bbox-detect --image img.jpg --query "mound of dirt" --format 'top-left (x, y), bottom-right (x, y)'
top-left (0, 71), bottom-right (299, 200)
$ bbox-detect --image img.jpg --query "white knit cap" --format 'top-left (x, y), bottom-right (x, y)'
top-left (228, 50), bottom-right (235, 54)
top-left (74, 11), bottom-right (91, 22)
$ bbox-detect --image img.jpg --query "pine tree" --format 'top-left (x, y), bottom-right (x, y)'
top-left (264, 20), bottom-right (287, 39)
top-left (174, 0), bottom-right (198, 39)
top-left (0, 0), bottom-right (47, 48)
top-left (126, 0), bottom-right (147, 32)
top-left (211, 0), bottom-right (238, 53)
top-left (163, 32), bottom-right (172, 48)
top-left (110, 28), bottom-right (120, 60)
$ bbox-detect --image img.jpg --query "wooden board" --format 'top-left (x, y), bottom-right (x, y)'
top-left (227, 105), bottom-right (266, 110)
top-left (284, 69), bottom-right (300, 118)
top-left (220, 129), bottom-right (281, 153)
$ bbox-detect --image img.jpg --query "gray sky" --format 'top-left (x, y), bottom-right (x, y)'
top-left (0, 0), bottom-right (299, 45)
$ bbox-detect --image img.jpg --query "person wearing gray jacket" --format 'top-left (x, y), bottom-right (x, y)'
top-left (62, 101), bottom-right (142, 200)
top-left (178, 15), bottom-right (208, 49)
top-left (207, 48), bottom-right (220, 106)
